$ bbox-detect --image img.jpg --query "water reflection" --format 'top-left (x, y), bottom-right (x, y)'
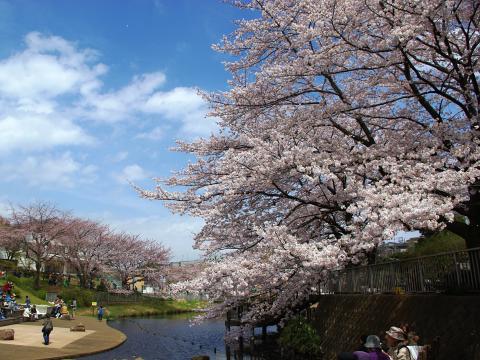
top-left (81, 313), bottom-right (232, 360)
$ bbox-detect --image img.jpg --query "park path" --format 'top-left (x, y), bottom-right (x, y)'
top-left (0, 315), bottom-right (126, 359)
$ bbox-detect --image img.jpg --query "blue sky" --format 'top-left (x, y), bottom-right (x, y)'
top-left (0, 0), bottom-right (252, 260)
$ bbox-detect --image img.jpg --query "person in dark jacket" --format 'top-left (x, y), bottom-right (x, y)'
top-left (42, 314), bottom-right (53, 345)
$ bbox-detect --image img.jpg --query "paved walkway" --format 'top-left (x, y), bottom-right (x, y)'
top-left (0, 316), bottom-right (126, 359)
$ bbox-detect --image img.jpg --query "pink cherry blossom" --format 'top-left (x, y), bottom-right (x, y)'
top-left (140, 0), bottom-right (479, 322)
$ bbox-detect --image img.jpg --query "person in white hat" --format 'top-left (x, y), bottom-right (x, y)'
top-left (385, 326), bottom-right (411, 360)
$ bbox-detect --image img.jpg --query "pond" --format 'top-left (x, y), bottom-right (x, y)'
top-left (80, 313), bottom-right (255, 360)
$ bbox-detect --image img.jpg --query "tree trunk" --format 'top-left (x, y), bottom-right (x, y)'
top-left (78, 272), bottom-right (86, 288)
top-left (448, 186), bottom-right (480, 249)
top-left (34, 262), bottom-right (41, 290)
top-left (122, 275), bottom-right (129, 290)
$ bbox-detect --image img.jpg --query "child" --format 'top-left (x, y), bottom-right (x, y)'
top-left (97, 305), bottom-right (104, 321)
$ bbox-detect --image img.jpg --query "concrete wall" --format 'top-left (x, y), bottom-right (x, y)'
top-left (311, 294), bottom-right (480, 360)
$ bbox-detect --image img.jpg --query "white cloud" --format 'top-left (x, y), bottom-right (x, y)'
top-left (0, 32), bottom-right (100, 154)
top-left (0, 31), bottom-right (217, 157)
top-left (0, 112), bottom-right (93, 154)
top-left (80, 72), bottom-right (166, 122)
top-left (136, 126), bottom-right (165, 140)
top-left (0, 30), bottom-right (217, 171)
top-left (0, 32), bottom-right (105, 100)
top-left (0, 152), bottom-right (97, 188)
top-left (0, 32), bottom-right (216, 198)
top-left (143, 87), bottom-right (217, 137)
top-left (115, 164), bottom-right (149, 184)
top-left (82, 75), bottom-right (217, 137)
top-left (111, 151), bottom-right (129, 162)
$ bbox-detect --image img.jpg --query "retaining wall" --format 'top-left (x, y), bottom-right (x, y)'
top-left (311, 294), bottom-right (480, 360)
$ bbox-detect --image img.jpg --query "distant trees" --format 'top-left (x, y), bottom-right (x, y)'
top-left (10, 203), bottom-right (72, 289)
top-left (106, 232), bottom-right (170, 289)
top-left (0, 217), bottom-right (24, 261)
top-left (61, 219), bottom-right (111, 288)
top-left (0, 202), bottom-right (170, 290)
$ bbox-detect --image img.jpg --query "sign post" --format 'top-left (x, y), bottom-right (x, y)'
top-left (91, 301), bottom-right (97, 316)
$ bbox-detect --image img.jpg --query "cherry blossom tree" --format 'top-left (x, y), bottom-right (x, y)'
top-left (140, 0), bottom-right (480, 322)
top-left (61, 219), bottom-right (112, 288)
top-left (10, 202), bottom-right (72, 289)
top-left (0, 217), bottom-right (24, 261)
top-left (166, 261), bottom-right (207, 285)
top-left (106, 232), bottom-right (170, 289)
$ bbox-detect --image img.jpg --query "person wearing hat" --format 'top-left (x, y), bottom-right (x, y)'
top-left (385, 326), bottom-right (411, 360)
top-left (353, 335), bottom-right (390, 360)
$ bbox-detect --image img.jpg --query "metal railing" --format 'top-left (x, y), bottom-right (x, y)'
top-left (320, 247), bottom-right (480, 294)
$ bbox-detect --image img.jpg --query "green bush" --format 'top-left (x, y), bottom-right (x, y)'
top-left (13, 288), bottom-right (22, 299)
top-left (96, 282), bottom-right (107, 292)
top-left (59, 287), bottom-right (95, 307)
top-left (36, 289), bottom-right (47, 301)
top-left (278, 317), bottom-right (323, 359)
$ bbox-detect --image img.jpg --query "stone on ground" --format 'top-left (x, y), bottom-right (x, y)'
top-left (0, 329), bottom-right (14, 340)
top-left (70, 323), bottom-right (86, 332)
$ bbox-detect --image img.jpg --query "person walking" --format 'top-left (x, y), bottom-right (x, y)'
top-left (41, 314), bottom-right (53, 345)
top-left (71, 298), bottom-right (77, 319)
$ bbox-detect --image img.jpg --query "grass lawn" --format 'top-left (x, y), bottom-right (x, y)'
top-left (0, 278), bottom-right (49, 305)
top-left (2, 274), bottom-right (206, 319)
top-left (76, 299), bottom-right (206, 319)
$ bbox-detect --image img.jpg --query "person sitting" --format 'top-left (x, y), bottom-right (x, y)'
top-left (23, 306), bottom-right (32, 320)
top-left (7, 299), bottom-right (14, 310)
top-left (385, 326), bottom-right (411, 360)
top-left (60, 304), bottom-right (69, 318)
top-left (52, 296), bottom-right (63, 318)
top-left (30, 304), bottom-right (38, 320)
top-left (406, 331), bottom-right (423, 360)
top-left (2, 281), bottom-right (11, 295)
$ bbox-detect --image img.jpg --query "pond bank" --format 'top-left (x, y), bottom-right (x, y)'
top-left (0, 316), bottom-right (126, 360)
top-left (76, 299), bottom-right (206, 319)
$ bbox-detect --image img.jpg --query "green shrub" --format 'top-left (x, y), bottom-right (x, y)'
top-left (36, 289), bottom-right (47, 301)
top-left (96, 282), bottom-right (107, 292)
top-left (278, 317), bottom-right (323, 359)
top-left (59, 287), bottom-right (95, 307)
top-left (13, 289), bottom-right (21, 299)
